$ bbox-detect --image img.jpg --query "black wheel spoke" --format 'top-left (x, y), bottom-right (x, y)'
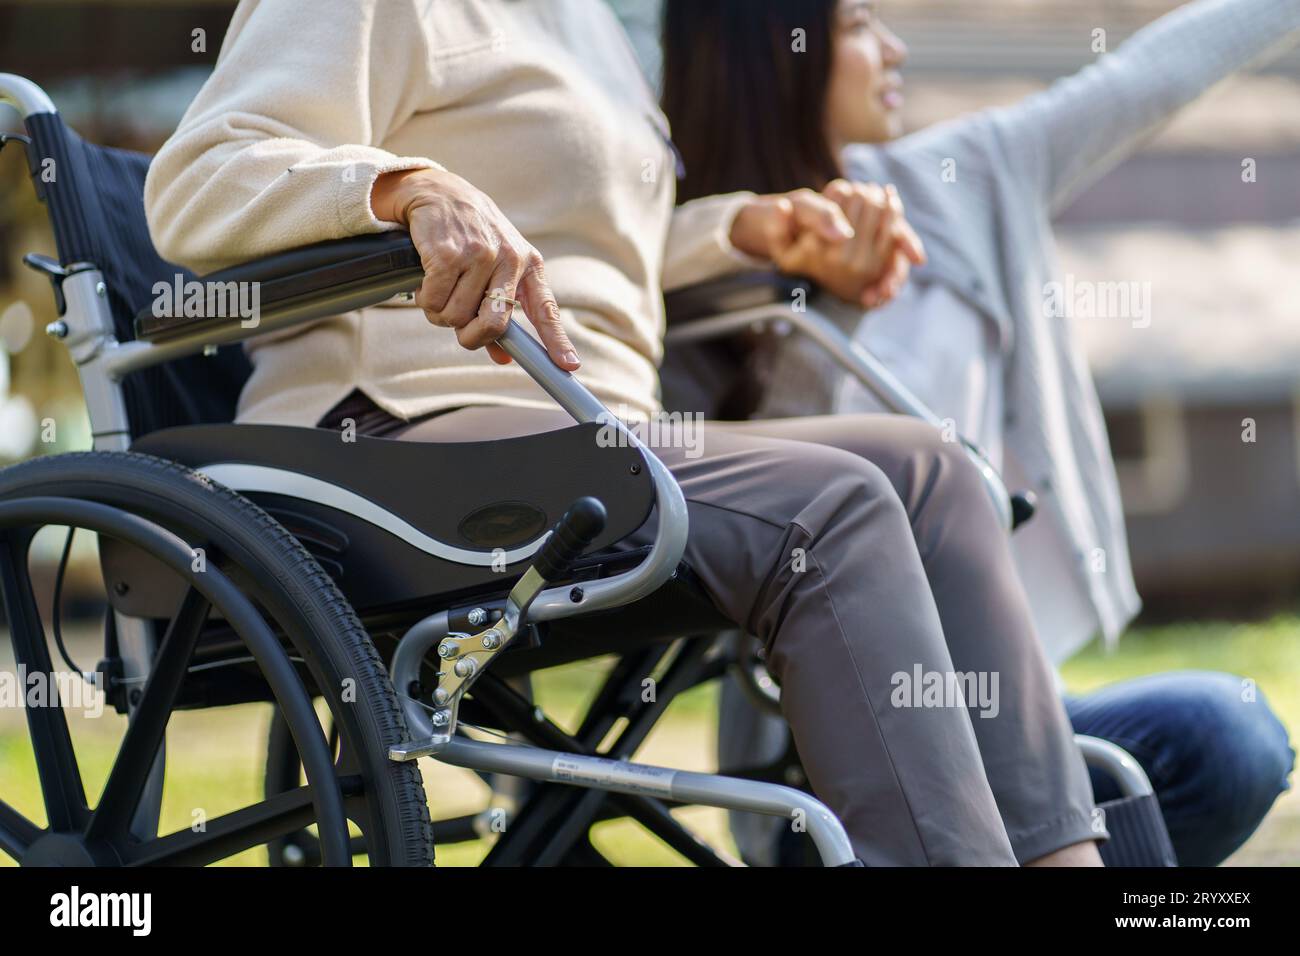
top-left (0, 532), bottom-right (88, 831)
top-left (0, 799), bottom-right (42, 861)
top-left (121, 786), bottom-right (317, 867)
top-left (327, 718), bottom-right (340, 762)
top-left (86, 586), bottom-right (210, 843)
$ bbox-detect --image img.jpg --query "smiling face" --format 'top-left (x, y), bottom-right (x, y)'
top-left (825, 0), bottom-right (908, 148)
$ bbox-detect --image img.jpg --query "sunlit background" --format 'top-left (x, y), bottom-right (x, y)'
top-left (0, 0), bottom-right (1296, 865)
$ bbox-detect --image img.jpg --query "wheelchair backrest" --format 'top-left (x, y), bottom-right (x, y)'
top-left (22, 113), bottom-right (251, 437)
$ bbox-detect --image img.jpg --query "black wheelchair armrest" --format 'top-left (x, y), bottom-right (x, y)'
top-left (664, 271), bottom-right (812, 327)
top-left (134, 232), bottom-right (423, 341)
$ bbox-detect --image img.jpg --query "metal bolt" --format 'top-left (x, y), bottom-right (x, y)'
top-left (203, 344), bottom-right (218, 357)
top-left (569, 586), bottom-right (584, 603)
top-left (437, 640), bottom-right (458, 659)
top-left (480, 629), bottom-right (501, 650)
top-left (630, 463), bottom-right (642, 475)
top-left (466, 607), bottom-right (487, 626)
top-left (433, 687), bottom-right (450, 705)
top-left (95, 281), bottom-right (106, 297)
top-left (45, 320), bottom-right (68, 339)
top-left (430, 709), bottom-right (450, 727)
top-left (453, 658), bottom-right (477, 678)
top-left (282, 843), bottom-right (307, 866)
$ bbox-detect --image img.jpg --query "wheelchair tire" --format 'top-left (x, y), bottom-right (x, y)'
top-left (0, 451), bottom-right (434, 866)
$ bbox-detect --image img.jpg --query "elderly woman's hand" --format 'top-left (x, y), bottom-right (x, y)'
top-left (729, 181), bottom-right (926, 309)
top-left (371, 168), bottom-right (580, 369)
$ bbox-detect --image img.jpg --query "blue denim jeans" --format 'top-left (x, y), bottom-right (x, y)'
top-left (1067, 671), bottom-right (1295, 866)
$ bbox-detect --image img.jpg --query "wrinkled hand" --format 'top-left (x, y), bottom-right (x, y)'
top-left (371, 167), bottom-right (578, 369)
top-left (730, 180), bottom-right (926, 309)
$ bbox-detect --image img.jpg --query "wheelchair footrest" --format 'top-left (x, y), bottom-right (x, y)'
top-left (389, 736), bottom-right (449, 761)
top-left (1097, 793), bottom-right (1177, 867)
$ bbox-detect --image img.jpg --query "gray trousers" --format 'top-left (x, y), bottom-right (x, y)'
top-left (322, 393), bottom-right (1100, 865)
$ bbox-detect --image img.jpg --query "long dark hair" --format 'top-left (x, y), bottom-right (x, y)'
top-left (662, 0), bottom-right (843, 204)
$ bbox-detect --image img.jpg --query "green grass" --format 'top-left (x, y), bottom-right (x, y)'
top-left (1062, 613), bottom-right (1300, 741)
top-left (2, 616), bottom-right (1295, 866)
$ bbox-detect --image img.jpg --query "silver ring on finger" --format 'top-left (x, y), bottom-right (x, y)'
top-left (483, 291), bottom-right (521, 319)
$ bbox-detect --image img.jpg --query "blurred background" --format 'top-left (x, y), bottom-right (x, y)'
top-left (0, 0), bottom-right (1296, 864)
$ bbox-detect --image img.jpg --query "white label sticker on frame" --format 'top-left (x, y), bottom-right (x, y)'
top-left (551, 755), bottom-right (676, 798)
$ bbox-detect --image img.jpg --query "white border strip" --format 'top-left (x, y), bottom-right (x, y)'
top-left (197, 462), bottom-right (546, 567)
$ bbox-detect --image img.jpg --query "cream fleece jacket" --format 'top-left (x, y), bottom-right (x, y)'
top-left (145, 0), bottom-right (757, 426)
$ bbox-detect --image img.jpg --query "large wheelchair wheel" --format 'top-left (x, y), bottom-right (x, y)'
top-left (265, 707), bottom-right (339, 866)
top-left (0, 452), bottom-right (433, 866)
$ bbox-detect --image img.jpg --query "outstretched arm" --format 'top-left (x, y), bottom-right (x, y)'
top-left (995, 0), bottom-right (1300, 214)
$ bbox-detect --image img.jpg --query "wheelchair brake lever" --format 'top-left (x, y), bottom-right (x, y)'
top-left (411, 498), bottom-right (608, 753)
top-left (503, 495), bottom-right (607, 631)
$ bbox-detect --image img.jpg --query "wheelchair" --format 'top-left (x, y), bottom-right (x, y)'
top-left (0, 72), bottom-right (1174, 867)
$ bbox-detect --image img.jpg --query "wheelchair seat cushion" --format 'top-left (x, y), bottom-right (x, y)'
top-left (112, 421), bottom-right (655, 617)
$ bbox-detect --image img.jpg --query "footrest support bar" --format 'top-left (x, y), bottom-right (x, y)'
top-left (422, 736), bottom-right (858, 867)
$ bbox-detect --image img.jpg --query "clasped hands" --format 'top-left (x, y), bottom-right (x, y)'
top-left (729, 180), bottom-right (926, 311)
top-left (371, 167), bottom-right (923, 370)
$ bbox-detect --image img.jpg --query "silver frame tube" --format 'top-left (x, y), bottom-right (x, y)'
top-left (496, 321), bottom-right (689, 618)
top-left (666, 304), bottom-right (942, 425)
top-left (0, 72), bottom-right (57, 117)
top-left (665, 303), bottom-right (1015, 530)
top-left (1075, 734), bottom-right (1154, 798)
top-left (437, 737), bottom-right (858, 866)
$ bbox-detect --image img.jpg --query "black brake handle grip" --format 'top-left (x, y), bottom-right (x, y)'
top-left (532, 497), bottom-right (607, 583)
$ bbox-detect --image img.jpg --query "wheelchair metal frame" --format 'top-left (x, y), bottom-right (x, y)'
top-left (2, 72), bottom-right (861, 866)
top-left (665, 298), bottom-right (1017, 529)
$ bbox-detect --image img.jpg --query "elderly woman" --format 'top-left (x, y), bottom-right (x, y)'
top-left (145, 0), bottom-right (1103, 866)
